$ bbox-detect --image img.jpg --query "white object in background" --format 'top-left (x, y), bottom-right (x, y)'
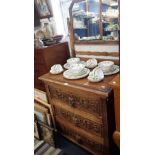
top-left (88, 67), bottom-right (104, 82)
top-left (34, 38), bottom-right (44, 48)
top-left (86, 58), bottom-right (98, 69)
top-left (50, 64), bottom-right (64, 74)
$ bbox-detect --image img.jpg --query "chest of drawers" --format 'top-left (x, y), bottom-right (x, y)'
top-left (39, 73), bottom-right (117, 155)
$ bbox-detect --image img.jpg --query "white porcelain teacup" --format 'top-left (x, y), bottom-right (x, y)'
top-left (70, 64), bottom-right (85, 76)
top-left (98, 61), bottom-right (114, 72)
top-left (67, 57), bottom-right (80, 64)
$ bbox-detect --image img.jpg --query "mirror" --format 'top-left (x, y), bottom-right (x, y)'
top-left (102, 0), bottom-right (119, 41)
top-left (69, 0), bottom-right (119, 43)
top-left (72, 0), bottom-right (101, 41)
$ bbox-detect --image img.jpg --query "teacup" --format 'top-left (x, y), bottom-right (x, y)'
top-left (98, 61), bottom-right (114, 72)
top-left (50, 64), bottom-right (63, 74)
top-left (67, 57), bottom-right (80, 64)
top-left (70, 64), bottom-right (85, 76)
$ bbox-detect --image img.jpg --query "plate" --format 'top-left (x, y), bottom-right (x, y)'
top-left (63, 68), bottom-right (90, 80)
top-left (64, 61), bottom-right (86, 70)
top-left (97, 65), bottom-right (119, 75)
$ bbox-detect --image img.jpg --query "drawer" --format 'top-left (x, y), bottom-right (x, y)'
top-left (56, 118), bottom-right (106, 155)
top-left (54, 106), bottom-right (103, 137)
top-left (49, 85), bottom-right (107, 117)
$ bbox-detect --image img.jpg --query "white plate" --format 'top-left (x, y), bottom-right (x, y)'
top-left (97, 65), bottom-right (119, 75)
top-left (63, 68), bottom-right (90, 80)
top-left (64, 61), bottom-right (86, 70)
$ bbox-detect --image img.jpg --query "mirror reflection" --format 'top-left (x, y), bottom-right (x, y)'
top-left (72, 0), bottom-right (100, 41)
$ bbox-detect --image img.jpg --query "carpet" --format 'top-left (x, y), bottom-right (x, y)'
top-left (34, 138), bottom-right (66, 155)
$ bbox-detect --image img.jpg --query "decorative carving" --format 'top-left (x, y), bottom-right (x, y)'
top-left (55, 107), bottom-right (103, 137)
top-left (57, 122), bottom-right (104, 154)
top-left (49, 87), bottom-right (105, 116)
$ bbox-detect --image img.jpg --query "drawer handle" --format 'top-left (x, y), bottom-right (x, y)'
top-left (68, 97), bottom-right (74, 107)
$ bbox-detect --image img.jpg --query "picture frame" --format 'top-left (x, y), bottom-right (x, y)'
top-left (34, 98), bottom-right (56, 129)
top-left (34, 0), bottom-right (53, 19)
top-left (34, 102), bottom-right (48, 124)
top-left (34, 114), bottom-right (40, 139)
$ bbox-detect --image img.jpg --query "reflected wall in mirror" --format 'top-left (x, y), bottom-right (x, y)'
top-left (102, 0), bottom-right (119, 41)
top-left (72, 0), bottom-right (100, 41)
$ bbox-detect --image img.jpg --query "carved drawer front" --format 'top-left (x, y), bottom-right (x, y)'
top-left (49, 86), bottom-right (106, 117)
top-left (54, 106), bottom-right (103, 137)
top-left (56, 118), bottom-right (105, 155)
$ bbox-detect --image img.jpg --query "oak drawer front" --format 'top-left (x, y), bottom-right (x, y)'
top-left (54, 106), bottom-right (103, 137)
top-left (49, 86), bottom-right (106, 117)
top-left (56, 118), bottom-right (105, 155)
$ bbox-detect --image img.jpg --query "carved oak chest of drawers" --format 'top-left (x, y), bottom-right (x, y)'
top-left (39, 73), bottom-right (116, 155)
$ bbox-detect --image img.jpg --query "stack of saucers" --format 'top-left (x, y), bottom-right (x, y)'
top-left (63, 62), bottom-right (90, 80)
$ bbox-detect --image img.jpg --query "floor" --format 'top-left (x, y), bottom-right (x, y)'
top-left (55, 133), bottom-right (92, 155)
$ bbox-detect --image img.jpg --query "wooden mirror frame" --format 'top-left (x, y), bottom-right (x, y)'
top-left (68, 0), bottom-right (119, 57)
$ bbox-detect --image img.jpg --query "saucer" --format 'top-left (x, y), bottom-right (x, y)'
top-left (64, 61), bottom-right (86, 70)
top-left (63, 68), bottom-right (90, 80)
top-left (96, 65), bottom-right (119, 76)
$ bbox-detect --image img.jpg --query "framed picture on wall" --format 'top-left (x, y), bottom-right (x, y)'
top-left (34, 0), bottom-right (53, 19)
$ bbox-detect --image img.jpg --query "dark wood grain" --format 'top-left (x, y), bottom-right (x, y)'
top-left (34, 42), bottom-right (70, 91)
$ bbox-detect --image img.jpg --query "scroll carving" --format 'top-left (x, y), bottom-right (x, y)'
top-left (55, 108), bottom-right (103, 137)
top-left (49, 87), bottom-right (104, 116)
top-left (57, 123), bottom-right (104, 154)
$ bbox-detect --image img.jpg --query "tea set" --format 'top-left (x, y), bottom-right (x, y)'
top-left (50, 57), bottom-right (119, 82)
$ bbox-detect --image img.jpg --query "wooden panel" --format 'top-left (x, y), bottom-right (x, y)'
top-left (49, 84), bottom-right (107, 117)
top-left (54, 106), bottom-right (104, 137)
top-left (34, 42), bottom-right (70, 91)
top-left (76, 51), bottom-right (119, 57)
top-left (109, 74), bottom-right (120, 131)
top-left (56, 117), bottom-right (106, 155)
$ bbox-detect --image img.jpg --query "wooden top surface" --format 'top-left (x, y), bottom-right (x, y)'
top-left (39, 72), bottom-right (119, 95)
top-left (109, 74), bottom-right (120, 88)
